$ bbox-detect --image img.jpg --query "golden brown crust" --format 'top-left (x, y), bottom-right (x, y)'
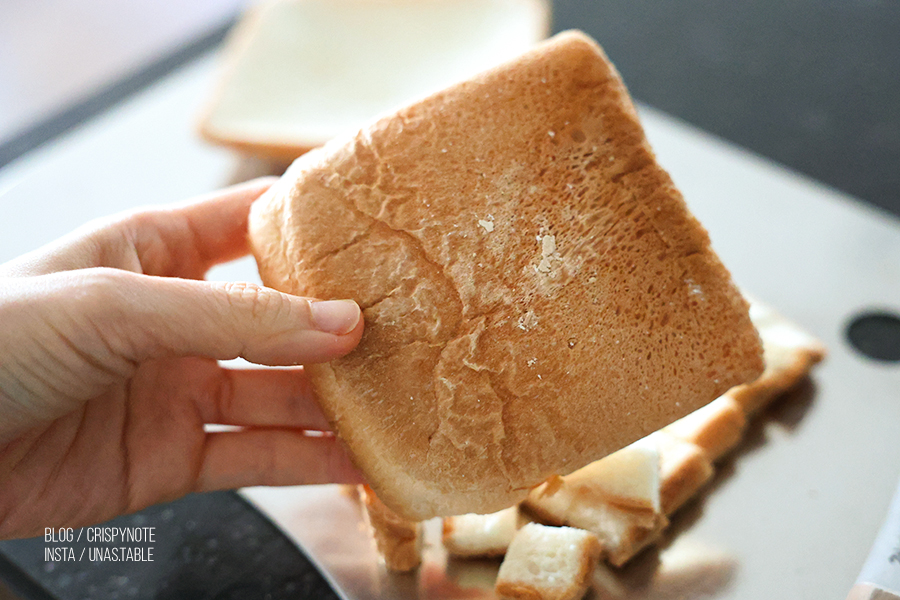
top-left (494, 583), bottom-right (544, 600)
top-left (663, 395), bottom-right (747, 462)
top-left (729, 299), bottom-right (827, 415)
top-left (359, 485), bottom-right (422, 572)
top-left (249, 31), bottom-right (763, 520)
top-left (655, 433), bottom-right (715, 516)
top-left (728, 346), bottom-right (825, 414)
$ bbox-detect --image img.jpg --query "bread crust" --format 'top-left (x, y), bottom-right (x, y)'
top-left (249, 31), bottom-right (764, 520)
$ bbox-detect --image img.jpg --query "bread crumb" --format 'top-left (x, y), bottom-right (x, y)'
top-left (537, 234), bottom-right (558, 273)
top-left (478, 218), bottom-right (495, 232)
top-left (518, 310), bottom-right (539, 331)
top-left (527, 357), bottom-right (537, 367)
top-left (685, 278), bottom-right (705, 298)
top-left (548, 130), bottom-right (555, 138)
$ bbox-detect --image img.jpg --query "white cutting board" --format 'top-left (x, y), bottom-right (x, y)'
top-left (1, 52), bottom-right (899, 600)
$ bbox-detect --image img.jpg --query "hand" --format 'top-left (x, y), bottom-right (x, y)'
top-left (0, 179), bottom-right (365, 539)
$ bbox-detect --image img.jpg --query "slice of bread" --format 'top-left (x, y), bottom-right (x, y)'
top-left (496, 523), bottom-right (600, 600)
top-left (249, 30), bottom-right (764, 520)
top-left (443, 506), bottom-right (526, 558)
top-left (358, 484), bottom-right (422, 572)
top-left (199, 0), bottom-right (551, 161)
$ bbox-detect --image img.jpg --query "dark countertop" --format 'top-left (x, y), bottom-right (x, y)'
top-left (2, 1), bottom-right (899, 598)
top-left (555, 0), bottom-right (900, 219)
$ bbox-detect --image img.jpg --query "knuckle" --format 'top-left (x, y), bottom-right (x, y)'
top-left (218, 281), bottom-right (290, 323)
top-left (72, 268), bottom-right (129, 307)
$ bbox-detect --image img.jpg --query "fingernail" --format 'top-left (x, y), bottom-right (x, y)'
top-left (309, 299), bottom-right (361, 335)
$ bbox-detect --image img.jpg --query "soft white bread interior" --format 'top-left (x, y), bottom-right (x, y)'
top-left (519, 431), bottom-right (709, 566)
top-left (199, 0), bottom-right (551, 160)
top-left (248, 30), bottom-right (764, 520)
top-left (496, 523), bottom-right (601, 600)
top-left (443, 506), bottom-right (526, 558)
top-left (358, 484), bottom-right (422, 572)
top-left (653, 431), bottom-right (715, 516)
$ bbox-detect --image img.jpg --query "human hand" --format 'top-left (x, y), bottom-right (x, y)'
top-left (0, 178), bottom-right (365, 539)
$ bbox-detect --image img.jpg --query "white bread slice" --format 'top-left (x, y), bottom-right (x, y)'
top-left (662, 395), bottom-right (747, 462)
top-left (249, 30), bottom-right (765, 521)
top-left (358, 484), bottom-right (422, 572)
top-left (199, 0), bottom-right (551, 161)
top-left (729, 298), bottom-right (827, 415)
top-left (496, 523), bottom-right (600, 600)
top-left (443, 506), bottom-right (527, 558)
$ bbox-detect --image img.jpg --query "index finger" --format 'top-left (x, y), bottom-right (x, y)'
top-left (124, 177), bottom-right (278, 278)
top-left (0, 178), bottom-right (279, 279)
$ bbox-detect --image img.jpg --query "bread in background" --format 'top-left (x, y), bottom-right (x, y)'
top-left (199, 0), bottom-right (551, 161)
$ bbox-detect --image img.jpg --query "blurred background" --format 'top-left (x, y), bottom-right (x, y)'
top-left (1, 0), bottom-right (899, 216)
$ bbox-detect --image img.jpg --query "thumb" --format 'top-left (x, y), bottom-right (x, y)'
top-left (75, 269), bottom-right (364, 366)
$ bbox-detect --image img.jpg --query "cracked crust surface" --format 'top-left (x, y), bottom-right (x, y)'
top-left (248, 31), bottom-right (764, 520)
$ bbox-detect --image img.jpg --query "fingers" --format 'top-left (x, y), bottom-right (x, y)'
top-left (182, 359), bottom-right (332, 430)
top-left (0, 178), bottom-right (277, 279)
top-left (196, 429), bottom-right (365, 491)
top-left (123, 177), bottom-right (277, 278)
top-left (72, 269), bottom-right (363, 366)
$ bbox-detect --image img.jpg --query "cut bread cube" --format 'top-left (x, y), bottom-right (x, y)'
top-left (496, 523), bottom-right (600, 600)
top-left (358, 484), bottom-right (422, 572)
top-left (653, 431), bottom-right (715, 516)
top-left (662, 297), bottom-right (826, 461)
top-left (663, 395), bottom-right (747, 462)
top-left (730, 298), bottom-right (827, 415)
top-left (524, 487), bottom-right (666, 568)
top-left (522, 438), bottom-right (667, 566)
top-left (199, 0), bottom-right (551, 160)
top-left (562, 436), bottom-right (661, 513)
top-left (443, 506), bottom-right (527, 558)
